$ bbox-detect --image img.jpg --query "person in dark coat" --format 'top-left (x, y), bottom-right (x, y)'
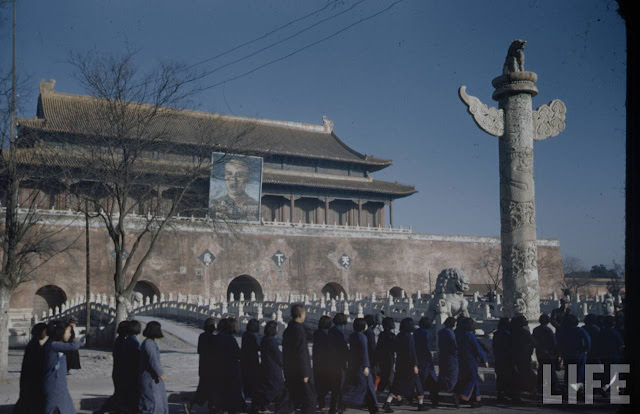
top-left (313, 315), bottom-right (333, 409)
top-left (582, 314), bottom-right (601, 363)
top-left (556, 314), bottom-right (590, 387)
top-left (281, 304), bottom-right (316, 414)
top-left (122, 320), bottom-right (142, 413)
top-left (242, 319), bottom-right (261, 403)
top-left (375, 317), bottom-right (396, 393)
top-left (65, 317), bottom-right (81, 373)
top-left (455, 317), bottom-right (488, 407)
top-left (510, 314), bottom-right (535, 401)
top-left (251, 321), bottom-right (286, 413)
top-left (599, 316), bottom-right (625, 393)
top-left (413, 316), bottom-right (437, 406)
top-left (550, 299), bottom-right (570, 331)
top-left (383, 318), bottom-right (427, 412)
top-left (435, 317), bottom-right (458, 407)
top-left (187, 317), bottom-right (218, 414)
top-left (532, 314), bottom-right (559, 394)
top-left (364, 315), bottom-right (378, 378)
top-left (342, 318), bottom-right (379, 414)
top-left (14, 322), bottom-right (47, 414)
top-left (43, 320), bottom-right (84, 414)
top-left (138, 321), bottom-right (168, 414)
top-left (94, 320), bottom-right (129, 414)
top-left (217, 318), bottom-right (244, 414)
top-left (326, 313), bottom-right (348, 414)
top-left (492, 318), bottom-right (512, 401)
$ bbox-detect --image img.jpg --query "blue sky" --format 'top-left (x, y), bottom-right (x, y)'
top-left (2, 0), bottom-right (625, 270)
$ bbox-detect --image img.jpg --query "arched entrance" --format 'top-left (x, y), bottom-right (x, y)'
top-left (322, 282), bottom-right (347, 299)
top-left (389, 286), bottom-right (404, 299)
top-left (34, 285), bottom-right (67, 317)
top-left (227, 275), bottom-right (263, 301)
top-left (134, 280), bottom-right (160, 302)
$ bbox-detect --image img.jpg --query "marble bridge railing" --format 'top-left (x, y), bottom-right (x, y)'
top-left (36, 289), bottom-right (622, 342)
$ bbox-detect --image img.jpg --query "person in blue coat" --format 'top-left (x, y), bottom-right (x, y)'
top-left (435, 317), bottom-right (458, 407)
top-left (375, 317), bottom-right (396, 393)
top-left (532, 314), bottom-right (559, 395)
top-left (510, 314), bottom-right (535, 401)
top-left (556, 314), bottom-right (590, 387)
top-left (14, 322), bottom-right (47, 414)
top-left (599, 316), bottom-right (624, 393)
top-left (492, 318), bottom-right (512, 402)
top-left (251, 321), bottom-right (286, 413)
top-left (217, 317), bottom-right (244, 414)
top-left (364, 315), bottom-right (378, 378)
top-left (582, 314), bottom-right (601, 364)
top-left (413, 316), bottom-right (437, 406)
top-left (326, 313), bottom-right (348, 414)
top-left (242, 319), bottom-right (261, 404)
top-left (187, 317), bottom-right (217, 413)
top-left (312, 315), bottom-right (333, 409)
top-left (455, 317), bottom-right (488, 407)
top-left (43, 320), bottom-right (84, 414)
top-left (138, 321), bottom-right (168, 414)
top-left (342, 318), bottom-right (379, 414)
top-left (383, 318), bottom-right (428, 413)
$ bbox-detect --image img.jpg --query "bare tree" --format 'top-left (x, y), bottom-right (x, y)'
top-left (478, 244), bottom-right (502, 297)
top-left (45, 49), bottom-right (252, 332)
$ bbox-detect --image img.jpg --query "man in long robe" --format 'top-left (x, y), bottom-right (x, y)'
top-left (282, 304), bottom-right (316, 414)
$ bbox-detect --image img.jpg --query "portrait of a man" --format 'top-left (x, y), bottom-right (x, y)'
top-left (209, 153), bottom-right (262, 221)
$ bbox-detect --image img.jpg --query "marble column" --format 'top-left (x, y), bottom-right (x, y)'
top-left (459, 40), bottom-right (566, 320)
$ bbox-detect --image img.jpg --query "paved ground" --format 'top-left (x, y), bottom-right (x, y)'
top-left (0, 317), bottom-right (624, 413)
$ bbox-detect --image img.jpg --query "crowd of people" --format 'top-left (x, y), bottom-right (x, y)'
top-left (12, 299), bottom-right (626, 414)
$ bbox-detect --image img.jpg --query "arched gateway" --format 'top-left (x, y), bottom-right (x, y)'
top-left (322, 282), bottom-right (347, 299)
top-left (227, 275), bottom-right (263, 301)
top-left (33, 285), bottom-right (67, 317)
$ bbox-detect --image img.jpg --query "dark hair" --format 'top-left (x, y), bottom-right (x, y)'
top-left (333, 312), bottom-right (347, 326)
top-left (511, 314), bottom-right (528, 328)
top-left (443, 316), bottom-right (456, 329)
top-left (290, 303), bottom-right (305, 319)
top-left (419, 316), bottom-right (432, 329)
top-left (117, 320), bottom-right (129, 336)
top-left (68, 317), bottom-right (77, 324)
top-left (461, 317), bottom-right (475, 332)
top-left (223, 318), bottom-right (238, 334)
top-left (497, 317), bottom-right (510, 331)
top-left (264, 321), bottom-right (278, 337)
top-left (142, 321), bottom-right (164, 339)
top-left (203, 317), bottom-right (216, 334)
top-left (31, 322), bottom-right (47, 339)
top-left (364, 314), bottom-right (376, 329)
top-left (246, 318), bottom-right (260, 333)
top-left (399, 317), bottom-right (415, 333)
top-left (127, 320), bottom-right (142, 336)
top-left (538, 313), bottom-right (550, 325)
top-left (49, 321), bottom-right (69, 341)
top-left (353, 317), bottom-right (366, 332)
top-left (382, 316), bottom-right (395, 331)
top-left (318, 315), bottom-right (332, 330)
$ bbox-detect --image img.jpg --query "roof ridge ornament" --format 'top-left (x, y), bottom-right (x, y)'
top-left (40, 78), bottom-right (56, 95)
top-left (322, 115), bottom-right (334, 133)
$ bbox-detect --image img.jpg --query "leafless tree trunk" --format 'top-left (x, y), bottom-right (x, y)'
top-left (478, 244), bottom-right (502, 296)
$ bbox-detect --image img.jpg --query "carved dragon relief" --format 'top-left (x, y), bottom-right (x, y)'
top-left (458, 86), bottom-right (504, 137)
top-left (533, 99), bottom-right (566, 140)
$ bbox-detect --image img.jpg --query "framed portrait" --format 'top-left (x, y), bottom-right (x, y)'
top-left (209, 152), bottom-right (263, 221)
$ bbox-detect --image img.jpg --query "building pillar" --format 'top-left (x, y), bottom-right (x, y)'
top-left (357, 200), bottom-right (362, 226)
top-left (290, 196), bottom-right (295, 223)
top-left (389, 200), bottom-right (393, 228)
top-left (324, 198), bottom-right (329, 224)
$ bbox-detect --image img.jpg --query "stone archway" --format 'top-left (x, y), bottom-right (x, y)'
top-left (34, 285), bottom-right (67, 317)
top-left (227, 275), bottom-right (263, 301)
top-left (134, 280), bottom-right (160, 302)
top-left (322, 282), bottom-right (347, 299)
top-left (389, 286), bottom-right (404, 299)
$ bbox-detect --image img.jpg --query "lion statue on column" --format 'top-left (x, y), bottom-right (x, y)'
top-left (430, 268), bottom-right (470, 318)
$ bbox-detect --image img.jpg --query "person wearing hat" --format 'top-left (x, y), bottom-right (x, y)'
top-left (138, 320), bottom-right (168, 414)
top-left (550, 299), bottom-right (570, 331)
